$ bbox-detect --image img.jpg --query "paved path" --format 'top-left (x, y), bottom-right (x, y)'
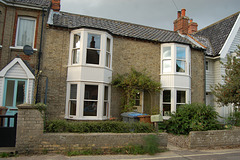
top-left (1, 145), bottom-right (240, 160)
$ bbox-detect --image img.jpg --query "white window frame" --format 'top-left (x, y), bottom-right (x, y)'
top-left (176, 90), bottom-right (186, 109)
top-left (161, 43), bottom-right (190, 75)
top-left (65, 82), bottom-right (111, 120)
top-left (15, 16), bottom-right (36, 48)
top-left (68, 28), bottom-right (113, 69)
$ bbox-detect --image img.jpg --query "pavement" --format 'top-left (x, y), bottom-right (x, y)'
top-left (1, 144), bottom-right (240, 160)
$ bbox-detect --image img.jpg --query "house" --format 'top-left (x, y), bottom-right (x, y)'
top-left (0, 0), bottom-right (205, 121)
top-left (0, 0), bottom-right (50, 118)
top-left (192, 11), bottom-right (240, 120)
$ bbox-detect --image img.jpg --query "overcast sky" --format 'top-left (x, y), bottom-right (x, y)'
top-left (60, 0), bottom-right (240, 31)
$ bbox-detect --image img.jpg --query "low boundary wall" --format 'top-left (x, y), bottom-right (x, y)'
top-left (15, 104), bottom-right (167, 154)
top-left (168, 129), bottom-right (240, 149)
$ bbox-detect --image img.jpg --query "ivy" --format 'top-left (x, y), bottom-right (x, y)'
top-left (112, 68), bottom-right (161, 112)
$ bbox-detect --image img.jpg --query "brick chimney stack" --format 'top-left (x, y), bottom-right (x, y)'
top-left (188, 19), bottom-right (198, 34)
top-left (173, 9), bottom-right (198, 35)
top-left (51, 0), bottom-right (61, 12)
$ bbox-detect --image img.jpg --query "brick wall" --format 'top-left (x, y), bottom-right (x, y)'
top-left (189, 130), bottom-right (240, 149)
top-left (168, 129), bottom-right (240, 149)
top-left (16, 104), bottom-right (168, 154)
top-left (0, 5), bottom-right (45, 70)
top-left (191, 49), bottom-right (205, 103)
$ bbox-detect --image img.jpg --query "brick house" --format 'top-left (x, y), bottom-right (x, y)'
top-left (0, 0), bottom-right (206, 121)
top-left (0, 0), bottom-right (50, 118)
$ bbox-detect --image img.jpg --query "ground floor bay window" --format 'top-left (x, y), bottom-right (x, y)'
top-left (65, 82), bottom-right (111, 120)
top-left (161, 89), bottom-right (190, 118)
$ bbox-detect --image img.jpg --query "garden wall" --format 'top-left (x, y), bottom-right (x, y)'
top-left (16, 104), bottom-right (168, 154)
top-left (168, 129), bottom-right (240, 149)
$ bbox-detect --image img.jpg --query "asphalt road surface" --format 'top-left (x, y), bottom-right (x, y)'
top-left (1, 147), bottom-right (240, 160)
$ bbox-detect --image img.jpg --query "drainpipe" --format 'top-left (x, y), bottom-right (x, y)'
top-left (35, 8), bottom-right (45, 103)
top-left (204, 51), bottom-right (207, 105)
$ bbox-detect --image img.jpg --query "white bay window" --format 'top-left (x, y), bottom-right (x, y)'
top-left (66, 28), bottom-right (112, 120)
top-left (161, 43), bottom-right (191, 118)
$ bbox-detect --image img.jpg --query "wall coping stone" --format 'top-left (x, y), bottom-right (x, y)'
top-left (17, 103), bottom-right (37, 109)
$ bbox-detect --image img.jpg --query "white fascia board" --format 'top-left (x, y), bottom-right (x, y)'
top-left (0, 58), bottom-right (35, 79)
top-left (47, 9), bottom-right (61, 25)
top-left (220, 13), bottom-right (240, 58)
top-left (0, 0), bottom-right (47, 11)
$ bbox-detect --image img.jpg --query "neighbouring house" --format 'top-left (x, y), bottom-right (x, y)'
top-left (0, 0), bottom-right (206, 122)
top-left (0, 0), bottom-right (50, 119)
top-left (192, 11), bottom-right (240, 121)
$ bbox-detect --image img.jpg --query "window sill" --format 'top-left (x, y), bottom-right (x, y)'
top-left (10, 46), bottom-right (38, 51)
top-left (68, 64), bottom-right (113, 71)
top-left (65, 116), bottom-right (108, 121)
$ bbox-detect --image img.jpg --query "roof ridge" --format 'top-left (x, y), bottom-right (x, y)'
top-left (195, 11), bottom-right (240, 33)
top-left (60, 11), bottom-right (177, 34)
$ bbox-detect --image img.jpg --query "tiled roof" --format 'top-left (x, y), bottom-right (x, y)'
top-left (49, 11), bottom-right (201, 47)
top-left (194, 12), bottom-right (240, 56)
top-left (3, 0), bottom-right (51, 8)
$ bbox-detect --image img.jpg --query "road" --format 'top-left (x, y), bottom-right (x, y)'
top-left (1, 147), bottom-right (240, 160)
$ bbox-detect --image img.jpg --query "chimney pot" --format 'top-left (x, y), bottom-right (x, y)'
top-left (177, 11), bottom-right (181, 18)
top-left (181, 8), bottom-right (186, 17)
top-left (52, 0), bottom-right (61, 12)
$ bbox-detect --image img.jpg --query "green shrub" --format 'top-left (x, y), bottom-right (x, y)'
top-left (226, 111), bottom-right (240, 126)
top-left (45, 120), bottom-right (155, 133)
top-left (143, 135), bottom-right (161, 155)
top-left (165, 103), bottom-right (222, 135)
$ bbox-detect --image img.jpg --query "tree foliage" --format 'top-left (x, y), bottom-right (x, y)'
top-left (112, 68), bottom-right (161, 112)
top-left (211, 45), bottom-right (240, 108)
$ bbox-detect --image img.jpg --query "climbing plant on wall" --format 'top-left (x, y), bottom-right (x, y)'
top-left (112, 68), bottom-right (161, 113)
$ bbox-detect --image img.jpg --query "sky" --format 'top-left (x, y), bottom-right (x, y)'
top-left (60, 0), bottom-right (240, 31)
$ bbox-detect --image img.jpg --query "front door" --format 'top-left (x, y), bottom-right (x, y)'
top-left (3, 79), bottom-right (27, 125)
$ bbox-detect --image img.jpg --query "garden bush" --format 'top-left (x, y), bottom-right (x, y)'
top-left (226, 111), bottom-right (240, 126)
top-left (45, 120), bottom-right (155, 133)
top-left (165, 103), bottom-right (223, 135)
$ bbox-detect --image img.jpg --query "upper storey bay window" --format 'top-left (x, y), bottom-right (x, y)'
top-left (16, 17), bottom-right (36, 47)
top-left (161, 44), bottom-right (190, 75)
top-left (70, 29), bottom-right (112, 68)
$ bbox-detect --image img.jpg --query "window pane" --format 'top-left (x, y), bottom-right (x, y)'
top-left (5, 80), bottom-right (15, 106)
top-left (163, 60), bottom-right (171, 72)
top-left (103, 102), bottom-right (108, 116)
top-left (107, 38), bottom-right (111, 52)
top-left (16, 81), bottom-right (25, 105)
top-left (176, 47), bottom-right (186, 59)
top-left (84, 101), bottom-right (97, 116)
top-left (86, 49), bottom-right (100, 64)
top-left (135, 93), bottom-right (140, 106)
top-left (69, 100), bottom-right (76, 116)
top-left (17, 18), bottom-right (35, 47)
top-left (70, 84), bottom-right (77, 99)
top-left (72, 49), bottom-right (80, 64)
top-left (87, 33), bottom-right (101, 49)
top-left (163, 47), bottom-right (171, 59)
top-left (84, 85), bottom-right (98, 100)
top-left (104, 86), bottom-right (108, 100)
top-left (176, 60), bottom-right (185, 72)
top-left (105, 52), bottom-right (111, 67)
top-left (206, 61), bottom-right (209, 70)
top-left (163, 104), bottom-right (171, 116)
top-left (73, 33), bottom-right (81, 48)
top-left (177, 91), bottom-right (186, 103)
top-left (163, 90), bottom-right (171, 102)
